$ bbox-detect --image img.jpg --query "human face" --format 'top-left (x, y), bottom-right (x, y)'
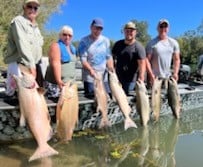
top-left (90, 26), bottom-right (103, 40)
top-left (124, 28), bottom-right (136, 42)
top-left (24, 3), bottom-right (39, 22)
top-left (60, 32), bottom-right (73, 45)
top-left (158, 23), bottom-right (169, 38)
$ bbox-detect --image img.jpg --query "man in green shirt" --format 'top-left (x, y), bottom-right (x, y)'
top-left (3, 0), bottom-right (43, 96)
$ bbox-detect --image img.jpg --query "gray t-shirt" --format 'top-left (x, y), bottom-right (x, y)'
top-left (146, 36), bottom-right (180, 78)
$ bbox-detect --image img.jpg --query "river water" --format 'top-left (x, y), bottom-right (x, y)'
top-left (0, 108), bottom-right (203, 167)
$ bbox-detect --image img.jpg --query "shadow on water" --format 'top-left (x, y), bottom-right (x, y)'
top-left (1, 108), bottom-right (203, 167)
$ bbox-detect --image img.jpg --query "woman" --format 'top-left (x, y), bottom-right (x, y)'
top-left (45, 25), bottom-right (77, 98)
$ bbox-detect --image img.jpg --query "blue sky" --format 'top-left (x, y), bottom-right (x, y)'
top-left (45, 0), bottom-right (203, 41)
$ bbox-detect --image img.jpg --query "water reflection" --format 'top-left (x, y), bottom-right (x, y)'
top-left (1, 108), bottom-right (203, 167)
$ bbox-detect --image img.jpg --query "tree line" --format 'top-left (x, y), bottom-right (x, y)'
top-left (1, 1), bottom-right (203, 72)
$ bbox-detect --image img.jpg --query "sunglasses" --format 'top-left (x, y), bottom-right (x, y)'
top-left (159, 25), bottom-right (168, 29)
top-left (26, 5), bottom-right (38, 11)
top-left (62, 33), bottom-right (72, 37)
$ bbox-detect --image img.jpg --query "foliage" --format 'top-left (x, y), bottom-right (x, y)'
top-left (0, 0), bottom-right (65, 66)
top-left (178, 20), bottom-right (203, 71)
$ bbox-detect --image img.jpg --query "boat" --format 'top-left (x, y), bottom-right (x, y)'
top-left (1, 61), bottom-right (203, 142)
top-left (0, 79), bottom-right (203, 142)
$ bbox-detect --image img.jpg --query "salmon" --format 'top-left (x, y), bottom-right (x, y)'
top-left (151, 78), bottom-right (163, 121)
top-left (108, 71), bottom-right (137, 130)
top-left (94, 73), bottom-right (110, 128)
top-left (167, 77), bottom-right (181, 119)
top-left (135, 80), bottom-right (150, 126)
top-left (13, 73), bottom-right (58, 162)
top-left (56, 82), bottom-right (79, 141)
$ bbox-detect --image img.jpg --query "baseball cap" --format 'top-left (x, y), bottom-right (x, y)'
top-left (91, 18), bottom-right (104, 28)
top-left (24, 0), bottom-right (40, 6)
top-left (158, 19), bottom-right (169, 26)
top-left (124, 21), bottom-right (136, 30)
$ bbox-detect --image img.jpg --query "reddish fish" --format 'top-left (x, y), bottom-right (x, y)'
top-left (56, 82), bottom-right (79, 141)
top-left (13, 73), bottom-right (58, 162)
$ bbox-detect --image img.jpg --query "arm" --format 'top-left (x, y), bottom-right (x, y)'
top-left (172, 52), bottom-right (180, 81)
top-left (137, 58), bottom-right (146, 81)
top-left (48, 42), bottom-right (64, 89)
top-left (146, 54), bottom-right (155, 84)
top-left (106, 57), bottom-right (114, 72)
top-left (82, 60), bottom-right (96, 78)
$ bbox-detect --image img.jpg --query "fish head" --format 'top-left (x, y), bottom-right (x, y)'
top-left (108, 70), bottom-right (119, 83)
top-left (13, 73), bottom-right (37, 89)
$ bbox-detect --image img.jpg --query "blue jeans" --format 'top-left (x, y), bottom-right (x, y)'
top-left (120, 81), bottom-right (135, 95)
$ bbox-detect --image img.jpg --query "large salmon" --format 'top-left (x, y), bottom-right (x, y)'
top-left (56, 82), bottom-right (79, 141)
top-left (135, 80), bottom-right (150, 126)
top-left (167, 77), bottom-right (181, 119)
top-left (151, 78), bottom-right (163, 121)
top-left (108, 71), bottom-right (137, 130)
top-left (94, 73), bottom-right (110, 128)
top-left (13, 73), bottom-right (58, 162)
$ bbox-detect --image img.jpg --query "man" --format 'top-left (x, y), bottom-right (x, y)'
top-left (3, 0), bottom-right (43, 97)
top-left (146, 19), bottom-right (180, 85)
top-left (112, 21), bottom-right (146, 95)
top-left (78, 18), bottom-right (114, 97)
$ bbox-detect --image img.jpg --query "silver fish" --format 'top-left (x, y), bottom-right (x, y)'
top-left (13, 73), bottom-right (58, 162)
top-left (108, 71), bottom-right (137, 130)
top-left (151, 78), bottom-right (163, 121)
top-left (56, 82), bottom-right (79, 141)
top-left (167, 77), bottom-right (181, 119)
top-left (94, 73), bottom-right (111, 128)
top-left (135, 80), bottom-right (150, 126)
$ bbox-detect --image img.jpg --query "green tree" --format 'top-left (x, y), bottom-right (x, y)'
top-left (0, 0), bottom-right (65, 66)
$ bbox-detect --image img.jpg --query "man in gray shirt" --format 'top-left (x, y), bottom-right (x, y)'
top-left (146, 19), bottom-right (180, 85)
top-left (3, 0), bottom-right (43, 96)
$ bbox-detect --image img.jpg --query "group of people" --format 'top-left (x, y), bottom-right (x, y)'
top-left (3, 0), bottom-right (180, 100)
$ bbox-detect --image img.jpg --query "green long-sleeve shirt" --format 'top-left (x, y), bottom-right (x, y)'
top-left (4, 15), bottom-right (43, 68)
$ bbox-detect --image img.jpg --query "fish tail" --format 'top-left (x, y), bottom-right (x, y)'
top-left (99, 117), bottom-right (111, 129)
top-left (124, 117), bottom-right (137, 130)
top-left (29, 143), bottom-right (58, 162)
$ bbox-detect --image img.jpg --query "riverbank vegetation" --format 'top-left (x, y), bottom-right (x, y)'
top-left (1, 1), bottom-right (203, 72)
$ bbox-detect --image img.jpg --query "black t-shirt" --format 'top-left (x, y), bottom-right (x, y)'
top-left (112, 39), bottom-right (146, 82)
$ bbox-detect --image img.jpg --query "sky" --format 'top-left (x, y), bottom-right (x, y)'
top-left (45, 0), bottom-right (203, 41)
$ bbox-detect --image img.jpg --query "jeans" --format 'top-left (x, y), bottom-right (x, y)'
top-left (120, 81), bottom-right (135, 95)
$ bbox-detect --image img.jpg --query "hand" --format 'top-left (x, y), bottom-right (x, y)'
top-left (89, 68), bottom-right (96, 78)
top-left (57, 80), bottom-right (65, 90)
top-left (172, 73), bottom-right (179, 81)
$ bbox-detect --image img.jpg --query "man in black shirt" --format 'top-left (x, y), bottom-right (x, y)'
top-left (112, 21), bottom-right (146, 95)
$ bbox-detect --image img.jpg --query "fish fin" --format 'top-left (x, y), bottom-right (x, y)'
top-left (19, 113), bottom-right (26, 127)
top-left (99, 117), bottom-right (111, 129)
top-left (29, 143), bottom-right (58, 162)
top-left (124, 117), bottom-right (137, 130)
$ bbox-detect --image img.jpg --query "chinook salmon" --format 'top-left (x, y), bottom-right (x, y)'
top-left (56, 82), bottom-right (79, 141)
top-left (151, 78), bottom-right (163, 121)
top-left (167, 77), bottom-right (181, 119)
top-left (94, 73), bottom-right (111, 128)
top-left (13, 73), bottom-right (58, 162)
top-left (108, 71), bottom-right (137, 130)
top-left (135, 80), bottom-right (150, 126)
